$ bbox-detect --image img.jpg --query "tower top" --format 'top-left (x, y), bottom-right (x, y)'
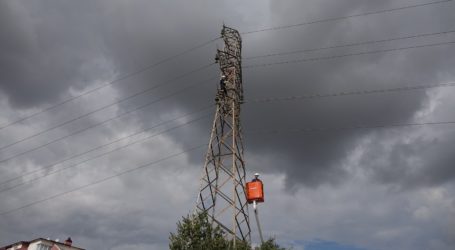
top-left (216, 26), bottom-right (243, 101)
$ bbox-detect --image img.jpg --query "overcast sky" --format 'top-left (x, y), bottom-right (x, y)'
top-left (1, 0), bottom-right (455, 249)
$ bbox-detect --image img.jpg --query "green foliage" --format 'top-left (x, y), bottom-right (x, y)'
top-left (169, 212), bottom-right (229, 249)
top-left (233, 239), bottom-right (251, 250)
top-left (169, 212), bottom-right (288, 250)
top-left (254, 238), bottom-right (287, 250)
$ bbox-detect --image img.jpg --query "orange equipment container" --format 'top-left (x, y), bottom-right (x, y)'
top-left (246, 179), bottom-right (264, 204)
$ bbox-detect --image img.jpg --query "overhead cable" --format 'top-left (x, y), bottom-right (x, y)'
top-left (244, 29), bottom-right (455, 60)
top-left (6, 80), bottom-right (455, 190)
top-left (0, 112), bottom-right (212, 194)
top-left (0, 63), bottom-right (215, 153)
top-left (244, 82), bottom-right (455, 103)
top-left (3, 118), bottom-right (455, 215)
top-left (241, 0), bottom-right (454, 35)
top-left (244, 41), bottom-right (455, 69)
top-left (0, 105), bottom-right (213, 189)
top-left (246, 121), bottom-right (455, 135)
top-left (0, 143), bottom-right (207, 216)
top-left (0, 37), bottom-right (219, 131)
top-left (0, 76), bottom-right (216, 165)
top-left (2, 0), bottom-right (451, 131)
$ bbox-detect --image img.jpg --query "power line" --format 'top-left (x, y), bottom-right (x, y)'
top-left (0, 76), bottom-right (216, 165)
top-left (3, 76), bottom-right (454, 183)
top-left (6, 80), bottom-right (455, 192)
top-left (3, 118), bottom-right (455, 215)
top-left (244, 29), bottom-right (455, 60)
top-left (0, 37), bottom-right (219, 131)
top-left (241, 0), bottom-right (454, 35)
top-left (244, 82), bottom-right (455, 104)
top-left (244, 40), bottom-right (455, 69)
top-left (246, 121), bottom-right (455, 135)
top-left (3, 56), bottom-right (452, 166)
top-left (0, 0), bottom-right (448, 136)
top-left (0, 7), bottom-right (454, 154)
top-left (0, 143), bottom-right (207, 216)
top-left (0, 0), bottom-right (451, 134)
top-left (0, 105), bottom-right (213, 188)
top-left (5, 79), bottom-right (455, 192)
top-left (3, 40), bottom-right (453, 174)
top-left (0, 111), bottom-right (212, 195)
top-left (0, 62), bottom-right (215, 153)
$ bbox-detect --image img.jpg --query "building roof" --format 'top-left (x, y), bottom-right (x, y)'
top-left (0, 241), bottom-right (29, 250)
top-left (0, 238), bottom-right (85, 250)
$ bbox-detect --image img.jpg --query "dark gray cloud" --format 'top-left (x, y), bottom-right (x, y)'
top-left (0, 0), bottom-right (454, 250)
top-left (154, 0), bottom-right (455, 189)
top-left (0, 0), bottom-right (114, 108)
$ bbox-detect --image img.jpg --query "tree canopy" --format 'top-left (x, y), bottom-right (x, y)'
top-left (169, 212), bottom-right (287, 250)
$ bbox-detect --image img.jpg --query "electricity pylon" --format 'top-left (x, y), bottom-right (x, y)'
top-left (195, 25), bottom-right (251, 245)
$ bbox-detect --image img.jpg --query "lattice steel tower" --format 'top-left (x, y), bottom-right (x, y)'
top-left (196, 25), bottom-right (251, 244)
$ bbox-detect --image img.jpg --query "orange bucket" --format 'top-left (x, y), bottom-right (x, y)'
top-left (246, 180), bottom-right (264, 204)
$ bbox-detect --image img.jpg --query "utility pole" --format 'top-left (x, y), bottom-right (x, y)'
top-left (196, 25), bottom-right (251, 246)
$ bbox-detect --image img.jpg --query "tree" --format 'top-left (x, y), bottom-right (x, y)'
top-left (170, 212), bottom-right (288, 250)
top-left (254, 238), bottom-right (286, 250)
top-left (169, 212), bottom-right (230, 249)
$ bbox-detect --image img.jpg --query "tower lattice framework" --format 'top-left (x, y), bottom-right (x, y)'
top-left (196, 26), bottom-right (251, 243)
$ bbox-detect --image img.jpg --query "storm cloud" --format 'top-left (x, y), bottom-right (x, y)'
top-left (1, 0), bottom-right (454, 249)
